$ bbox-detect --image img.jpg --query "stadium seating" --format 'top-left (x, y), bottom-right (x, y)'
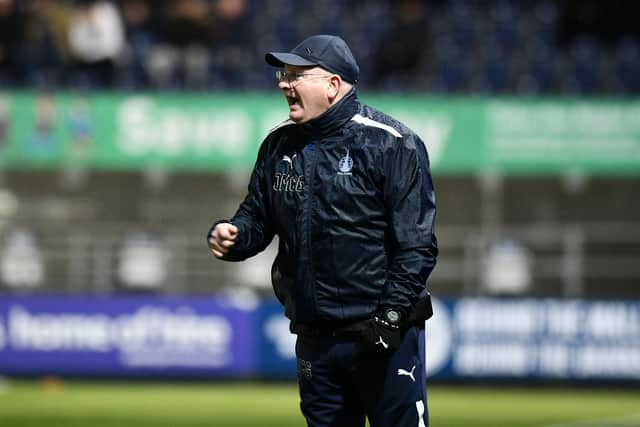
top-left (0, 0), bottom-right (637, 93)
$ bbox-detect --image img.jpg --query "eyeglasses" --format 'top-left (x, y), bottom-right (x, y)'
top-left (275, 70), bottom-right (332, 84)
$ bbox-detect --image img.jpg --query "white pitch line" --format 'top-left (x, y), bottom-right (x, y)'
top-left (537, 414), bottom-right (640, 427)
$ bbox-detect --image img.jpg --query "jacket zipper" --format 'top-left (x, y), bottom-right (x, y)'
top-left (301, 142), bottom-right (319, 321)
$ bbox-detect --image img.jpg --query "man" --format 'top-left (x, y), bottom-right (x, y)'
top-left (207, 34), bottom-right (437, 427)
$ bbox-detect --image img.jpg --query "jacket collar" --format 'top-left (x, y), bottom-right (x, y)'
top-left (298, 88), bottom-right (359, 139)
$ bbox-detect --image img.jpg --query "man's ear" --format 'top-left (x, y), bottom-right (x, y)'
top-left (327, 75), bottom-right (341, 100)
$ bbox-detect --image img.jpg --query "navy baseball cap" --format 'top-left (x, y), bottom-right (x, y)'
top-left (265, 35), bottom-right (360, 84)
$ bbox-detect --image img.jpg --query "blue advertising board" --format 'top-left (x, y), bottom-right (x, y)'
top-left (0, 295), bottom-right (255, 377)
top-left (425, 298), bottom-right (640, 380)
top-left (255, 300), bottom-right (296, 379)
top-left (1, 295), bottom-right (639, 381)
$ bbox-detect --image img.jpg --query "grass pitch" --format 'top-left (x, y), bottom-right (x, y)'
top-left (0, 379), bottom-right (639, 427)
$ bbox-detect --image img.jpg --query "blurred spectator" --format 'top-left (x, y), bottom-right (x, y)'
top-left (120, 0), bottom-right (159, 88)
top-left (20, 0), bottom-right (71, 86)
top-left (146, 0), bottom-right (212, 88)
top-left (0, 0), bottom-right (22, 85)
top-left (0, 228), bottom-right (45, 289)
top-left (162, 0), bottom-right (210, 47)
top-left (372, 0), bottom-right (429, 90)
top-left (67, 0), bottom-right (125, 88)
top-left (209, 0), bottom-right (252, 87)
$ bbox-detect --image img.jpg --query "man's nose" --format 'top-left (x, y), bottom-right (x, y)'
top-left (278, 79), bottom-right (291, 90)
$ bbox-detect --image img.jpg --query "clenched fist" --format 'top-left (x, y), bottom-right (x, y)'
top-left (208, 222), bottom-right (238, 258)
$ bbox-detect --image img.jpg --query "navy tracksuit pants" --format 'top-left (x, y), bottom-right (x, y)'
top-left (295, 326), bottom-right (428, 427)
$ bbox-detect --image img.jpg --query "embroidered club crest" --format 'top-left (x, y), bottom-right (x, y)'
top-left (338, 149), bottom-right (353, 175)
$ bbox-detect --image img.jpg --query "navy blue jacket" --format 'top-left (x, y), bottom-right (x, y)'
top-left (214, 89), bottom-right (437, 328)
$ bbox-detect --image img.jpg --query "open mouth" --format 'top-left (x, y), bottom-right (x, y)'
top-left (287, 96), bottom-right (300, 106)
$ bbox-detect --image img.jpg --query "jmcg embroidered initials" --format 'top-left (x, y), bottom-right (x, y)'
top-left (273, 173), bottom-right (304, 192)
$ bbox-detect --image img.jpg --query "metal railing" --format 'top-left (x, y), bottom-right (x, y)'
top-left (1, 222), bottom-right (639, 298)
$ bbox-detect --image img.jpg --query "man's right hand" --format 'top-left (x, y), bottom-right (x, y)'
top-left (208, 223), bottom-right (238, 258)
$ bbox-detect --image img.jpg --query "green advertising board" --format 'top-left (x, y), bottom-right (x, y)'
top-left (0, 91), bottom-right (639, 175)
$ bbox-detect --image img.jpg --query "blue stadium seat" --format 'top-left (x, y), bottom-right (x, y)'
top-left (489, 1), bottom-right (521, 53)
top-left (532, 1), bottom-right (558, 47)
top-left (527, 37), bottom-right (557, 92)
top-left (478, 40), bottom-right (513, 92)
top-left (432, 36), bottom-right (467, 92)
top-left (568, 37), bottom-right (604, 93)
top-left (447, 1), bottom-right (477, 51)
top-left (615, 38), bottom-right (640, 93)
